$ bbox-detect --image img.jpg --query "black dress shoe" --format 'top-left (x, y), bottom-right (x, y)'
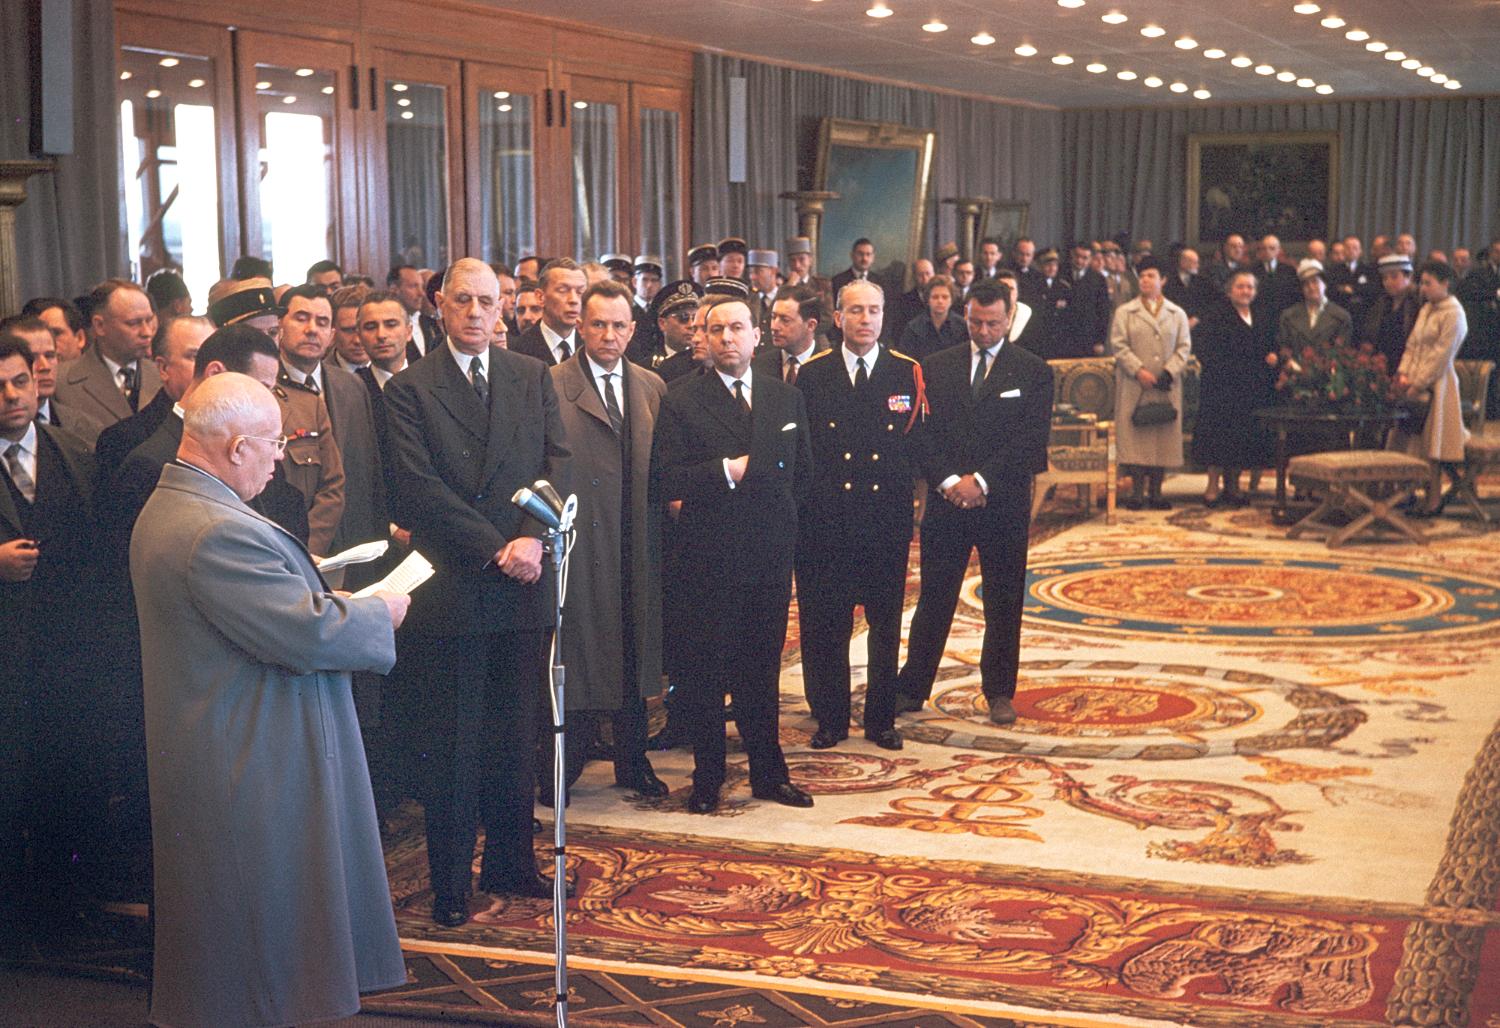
top-left (893, 694), bottom-right (925, 715)
top-left (865, 727), bottom-right (903, 751)
top-left (616, 765), bottom-right (670, 798)
top-left (1122, 494), bottom-right (1144, 511)
top-left (751, 782), bottom-right (814, 808)
top-left (986, 696), bottom-right (1019, 725)
top-left (809, 726), bottom-right (847, 750)
top-left (687, 787), bottom-right (720, 814)
top-left (487, 872), bottom-right (575, 899)
top-left (432, 896), bottom-right (469, 927)
top-left (1147, 497), bottom-right (1173, 511)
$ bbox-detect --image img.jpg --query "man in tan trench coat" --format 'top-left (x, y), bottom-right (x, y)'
top-left (549, 280), bottom-right (669, 798)
top-left (132, 373), bottom-right (409, 1027)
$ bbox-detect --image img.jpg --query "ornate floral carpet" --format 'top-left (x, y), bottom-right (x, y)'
top-left (373, 483), bottom-right (1500, 1027)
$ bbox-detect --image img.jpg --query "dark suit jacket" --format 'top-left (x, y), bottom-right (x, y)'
top-left (1032, 275), bottom-right (1073, 359)
top-left (1163, 271), bottom-right (1218, 323)
top-left (751, 341), bottom-right (828, 384)
top-left (383, 346), bottom-right (570, 636)
top-left (918, 342), bottom-right (1053, 511)
top-left (511, 323), bottom-right (577, 367)
top-left (94, 388), bottom-right (175, 486)
top-left (1255, 261), bottom-right (1302, 316)
top-left (1066, 268), bottom-right (1113, 354)
top-left (830, 268), bottom-right (879, 307)
top-left (288, 363), bottom-right (388, 553)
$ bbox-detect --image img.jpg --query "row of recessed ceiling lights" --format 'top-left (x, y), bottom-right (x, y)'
top-left (1291, 3), bottom-right (1461, 89)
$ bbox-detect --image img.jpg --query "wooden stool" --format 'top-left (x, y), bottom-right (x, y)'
top-left (1286, 450), bottom-right (1433, 548)
top-left (1439, 436), bottom-right (1500, 526)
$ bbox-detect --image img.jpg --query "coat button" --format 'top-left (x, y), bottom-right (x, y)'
top-left (592, 519), bottom-right (599, 527)
top-left (462, 449), bottom-right (471, 457)
top-left (592, 478), bottom-right (600, 486)
top-left (476, 493), bottom-right (486, 502)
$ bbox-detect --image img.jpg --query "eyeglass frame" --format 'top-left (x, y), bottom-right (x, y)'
top-left (236, 432), bottom-right (289, 455)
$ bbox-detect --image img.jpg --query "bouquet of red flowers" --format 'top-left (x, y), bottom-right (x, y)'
top-left (1275, 340), bottom-right (1402, 413)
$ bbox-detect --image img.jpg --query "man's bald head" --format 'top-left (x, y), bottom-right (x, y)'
top-left (179, 372), bottom-right (285, 501)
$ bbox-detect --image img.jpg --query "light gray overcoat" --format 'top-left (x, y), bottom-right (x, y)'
top-left (1109, 296), bottom-right (1193, 467)
top-left (550, 357), bottom-right (666, 710)
top-left (131, 462), bottom-right (403, 1028)
top-left (1392, 295), bottom-right (1469, 462)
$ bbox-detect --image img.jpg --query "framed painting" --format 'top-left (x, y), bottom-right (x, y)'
top-left (978, 201), bottom-right (1030, 256)
top-left (814, 117), bottom-right (935, 290)
top-left (1186, 132), bottom-right (1339, 247)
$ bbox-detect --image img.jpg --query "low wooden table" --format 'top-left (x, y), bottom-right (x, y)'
top-left (1285, 450), bottom-right (1432, 548)
top-left (1253, 408), bottom-right (1408, 525)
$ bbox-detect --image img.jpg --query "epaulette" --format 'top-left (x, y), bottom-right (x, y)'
top-left (802, 348), bottom-right (835, 363)
top-left (887, 349), bottom-right (918, 363)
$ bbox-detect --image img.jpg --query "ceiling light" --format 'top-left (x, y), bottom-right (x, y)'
top-left (1255, 64), bottom-right (1275, 75)
top-left (1169, 81), bottom-right (1189, 92)
top-left (493, 91), bottom-right (510, 99)
top-left (1175, 37), bottom-right (1198, 50)
top-left (1444, 80), bottom-right (1461, 89)
top-left (1385, 50), bottom-right (1406, 61)
top-left (1117, 69), bottom-right (1138, 80)
top-left (397, 97), bottom-right (411, 107)
top-left (1292, 2), bottom-right (1320, 12)
top-left (1297, 77), bottom-right (1315, 87)
top-left (1366, 41), bottom-right (1388, 52)
top-left (159, 57), bottom-right (179, 68)
top-left (573, 100), bottom-right (588, 109)
top-left (1345, 29), bottom-right (1368, 41)
top-left (188, 78), bottom-right (205, 88)
top-left (321, 85), bottom-right (334, 94)
top-left (1401, 58), bottom-right (1420, 69)
top-left (1231, 56), bottom-right (1253, 68)
top-left (119, 70), bottom-right (132, 80)
top-left (1101, 11), bottom-right (1128, 24)
top-left (1051, 54), bottom-right (1075, 65)
top-left (295, 67), bottom-right (314, 77)
top-left (282, 95), bottom-right (296, 104)
top-left (1144, 75), bottom-right (1163, 87)
top-left (1203, 48), bottom-right (1226, 59)
top-left (145, 88), bottom-right (162, 98)
top-left (1320, 15), bottom-right (1345, 28)
top-left (1086, 62), bottom-right (1108, 73)
top-left (1315, 84), bottom-right (1334, 94)
top-left (400, 110), bottom-right (413, 120)
top-left (922, 18), bottom-right (947, 32)
top-left (865, 3), bottom-right (892, 16)
top-left (1140, 24), bottom-right (1165, 37)
top-left (1276, 70), bottom-right (1296, 82)
top-left (1014, 43), bottom-right (1038, 56)
top-left (1058, 0), bottom-right (1086, 7)
top-left (497, 103), bottom-right (513, 111)
top-left (1431, 73), bottom-right (1448, 84)
top-left (1417, 66), bottom-right (1435, 77)
top-left (971, 31), bottom-right (995, 45)
top-left (256, 80), bottom-right (271, 90)
top-left (1193, 88), bottom-right (1212, 99)
top-left (392, 83), bottom-right (408, 91)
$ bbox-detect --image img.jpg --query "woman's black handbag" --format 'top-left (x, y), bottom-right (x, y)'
top-left (1131, 395), bottom-right (1178, 427)
top-left (1401, 398), bottom-right (1430, 433)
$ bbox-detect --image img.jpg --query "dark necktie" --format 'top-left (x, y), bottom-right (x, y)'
top-left (120, 365), bottom-right (139, 412)
top-left (4, 442), bottom-right (35, 504)
top-left (304, 375), bottom-right (320, 396)
top-left (557, 337), bottom-right (572, 361)
top-left (785, 355), bottom-right (799, 385)
top-left (733, 379), bottom-right (750, 415)
top-left (602, 372), bottom-right (623, 434)
top-left (971, 348), bottom-right (988, 400)
top-left (470, 355), bottom-right (489, 406)
top-left (854, 356), bottom-right (869, 391)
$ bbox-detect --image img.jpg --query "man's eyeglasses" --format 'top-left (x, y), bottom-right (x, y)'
top-left (238, 433), bottom-right (289, 455)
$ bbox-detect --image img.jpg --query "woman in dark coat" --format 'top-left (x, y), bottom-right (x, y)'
top-left (1191, 269), bottom-right (1279, 506)
top-left (897, 275), bottom-right (968, 360)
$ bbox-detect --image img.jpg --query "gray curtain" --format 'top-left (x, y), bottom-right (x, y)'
top-left (478, 93), bottom-right (535, 268)
top-left (0, 0), bottom-right (125, 305)
top-left (385, 83), bottom-right (448, 269)
top-left (571, 101), bottom-right (618, 259)
top-left (1061, 97), bottom-right (1500, 250)
top-left (639, 107), bottom-right (680, 278)
top-left (691, 52), bottom-right (1065, 262)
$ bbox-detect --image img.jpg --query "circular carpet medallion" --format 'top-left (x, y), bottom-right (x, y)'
top-left (977, 554), bottom-right (1500, 640)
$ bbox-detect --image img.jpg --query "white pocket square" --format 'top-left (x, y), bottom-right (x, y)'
top-left (999, 388), bottom-right (1022, 398)
top-left (782, 422), bottom-right (797, 431)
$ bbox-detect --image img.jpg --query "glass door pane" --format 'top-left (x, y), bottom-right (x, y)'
top-left (384, 80), bottom-right (449, 269)
top-left (638, 107), bottom-right (680, 280)
top-left (116, 40), bottom-right (230, 308)
top-left (477, 88), bottom-right (536, 268)
top-left (570, 97), bottom-right (618, 260)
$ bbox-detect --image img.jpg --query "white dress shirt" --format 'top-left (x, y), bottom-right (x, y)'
top-left (586, 355), bottom-right (624, 413)
top-left (100, 353), bottom-right (141, 396)
top-left (781, 340), bottom-right (817, 380)
top-left (938, 339), bottom-right (1005, 497)
top-left (540, 322), bottom-right (578, 364)
top-left (2, 422), bottom-right (38, 499)
top-left (841, 344), bottom-right (880, 386)
top-left (447, 339), bottom-right (489, 381)
top-left (715, 366), bottom-right (753, 488)
top-left (282, 362), bottom-right (325, 393)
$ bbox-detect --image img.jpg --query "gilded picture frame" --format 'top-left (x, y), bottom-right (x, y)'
top-left (1187, 131), bottom-right (1339, 247)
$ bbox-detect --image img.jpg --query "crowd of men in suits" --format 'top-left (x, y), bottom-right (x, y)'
top-left (3, 221), bottom-right (1497, 939)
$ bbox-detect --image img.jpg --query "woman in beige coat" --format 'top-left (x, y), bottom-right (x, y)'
top-left (1110, 257), bottom-right (1193, 509)
top-left (1390, 260), bottom-right (1469, 511)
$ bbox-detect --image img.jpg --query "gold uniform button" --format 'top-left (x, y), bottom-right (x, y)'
top-left (872, 483), bottom-right (880, 491)
top-left (829, 421), bottom-right (837, 428)
top-left (844, 482), bottom-right (852, 491)
top-left (844, 452), bottom-right (852, 461)
top-left (871, 453), bottom-right (880, 461)
top-left (886, 423), bottom-right (894, 431)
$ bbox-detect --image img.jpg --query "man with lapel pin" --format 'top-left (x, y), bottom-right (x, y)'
top-left (794, 279), bottom-right (924, 752)
top-left (383, 258), bottom-right (571, 927)
top-left (650, 292), bottom-right (814, 814)
top-left (896, 281), bottom-right (1052, 726)
top-left (512, 258), bottom-right (586, 366)
top-left (548, 280), bottom-right (668, 799)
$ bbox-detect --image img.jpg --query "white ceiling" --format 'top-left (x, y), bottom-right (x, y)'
top-left (486, 0), bottom-right (1500, 107)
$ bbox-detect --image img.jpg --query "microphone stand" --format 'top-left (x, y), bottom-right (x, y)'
top-left (543, 513), bottom-right (573, 1028)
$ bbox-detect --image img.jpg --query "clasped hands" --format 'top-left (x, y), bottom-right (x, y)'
top-left (493, 536), bottom-right (544, 584)
top-left (942, 474), bottom-right (986, 511)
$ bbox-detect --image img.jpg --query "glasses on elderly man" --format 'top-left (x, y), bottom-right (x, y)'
top-left (237, 433), bottom-right (289, 455)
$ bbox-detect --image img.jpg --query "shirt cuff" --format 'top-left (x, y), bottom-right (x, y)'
top-left (723, 458), bottom-right (737, 490)
top-left (938, 474), bottom-right (960, 492)
top-left (974, 473), bottom-right (989, 496)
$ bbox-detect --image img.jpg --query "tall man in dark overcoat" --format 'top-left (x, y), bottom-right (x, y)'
top-left (383, 258), bottom-right (571, 927)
